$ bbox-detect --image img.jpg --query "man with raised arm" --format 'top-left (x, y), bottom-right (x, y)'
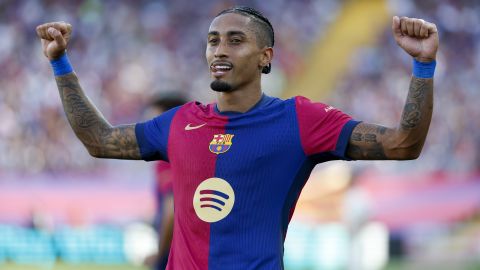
top-left (37, 6), bottom-right (438, 270)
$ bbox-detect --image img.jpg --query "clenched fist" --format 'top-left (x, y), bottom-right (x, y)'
top-left (392, 16), bottom-right (439, 62)
top-left (36, 21), bottom-right (72, 60)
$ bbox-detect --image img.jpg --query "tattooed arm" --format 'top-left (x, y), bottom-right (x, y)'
top-left (56, 73), bottom-right (141, 159)
top-left (346, 77), bottom-right (433, 160)
top-left (37, 22), bottom-right (141, 160)
top-left (346, 16), bottom-right (438, 160)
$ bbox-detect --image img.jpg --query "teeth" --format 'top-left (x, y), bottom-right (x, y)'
top-left (212, 64), bottom-right (232, 71)
top-left (215, 65), bottom-right (231, 70)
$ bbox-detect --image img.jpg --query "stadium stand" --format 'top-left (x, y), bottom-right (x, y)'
top-left (0, 0), bottom-right (479, 269)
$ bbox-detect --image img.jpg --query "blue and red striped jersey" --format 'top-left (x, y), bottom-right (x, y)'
top-left (135, 95), bottom-right (359, 270)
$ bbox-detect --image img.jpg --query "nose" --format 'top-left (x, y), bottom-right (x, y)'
top-left (214, 40), bottom-right (228, 58)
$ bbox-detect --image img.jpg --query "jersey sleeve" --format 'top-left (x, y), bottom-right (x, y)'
top-left (135, 106), bottom-right (181, 161)
top-left (295, 96), bottom-right (360, 162)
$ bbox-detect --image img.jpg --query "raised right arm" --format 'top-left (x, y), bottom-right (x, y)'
top-left (37, 22), bottom-right (141, 160)
top-left (56, 73), bottom-right (141, 159)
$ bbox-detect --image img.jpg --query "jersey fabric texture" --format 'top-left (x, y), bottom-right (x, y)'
top-left (135, 95), bottom-right (360, 270)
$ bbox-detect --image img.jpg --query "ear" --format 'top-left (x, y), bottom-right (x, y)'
top-left (259, 47), bottom-right (273, 70)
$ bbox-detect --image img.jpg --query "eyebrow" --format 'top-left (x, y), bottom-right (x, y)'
top-left (207, 30), bottom-right (247, 37)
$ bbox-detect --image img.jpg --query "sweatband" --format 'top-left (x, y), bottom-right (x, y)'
top-left (50, 53), bottom-right (73, 76)
top-left (413, 58), bottom-right (436, 79)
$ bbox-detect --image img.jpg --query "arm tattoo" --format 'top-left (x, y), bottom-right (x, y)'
top-left (56, 73), bottom-right (141, 159)
top-left (400, 78), bottom-right (429, 129)
top-left (347, 124), bottom-right (388, 160)
top-left (347, 77), bottom-right (433, 160)
top-left (64, 93), bottom-right (98, 128)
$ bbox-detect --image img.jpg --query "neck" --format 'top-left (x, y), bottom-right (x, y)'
top-left (216, 80), bottom-right (263, 113)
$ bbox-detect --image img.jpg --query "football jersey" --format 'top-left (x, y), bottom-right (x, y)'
top-left (135, 94), bottom-right (359, 270)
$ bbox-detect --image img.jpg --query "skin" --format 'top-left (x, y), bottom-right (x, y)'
top-left (37, 22), bottom-right (141, 159)
top-left (345, 16), bottom-right (438, 160)
top-left (207, 13), bottom-right (273, 112)
top-left (36, 15), bottom-right (438, 161)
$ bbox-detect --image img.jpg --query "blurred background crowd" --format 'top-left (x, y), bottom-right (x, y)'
top-left (331, 0), bottom-right (480, 173)
top-left (0, 0), bottom-right (478, 174)
top-left (0, 0), bottom-right (342, 173)
top-left (0, 0), bottom-right (479, 269)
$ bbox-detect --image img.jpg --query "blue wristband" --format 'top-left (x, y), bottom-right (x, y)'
top-left (50, 53), bottom-right (73, 76)
top-left (413, 58), bottom-right (436, 79)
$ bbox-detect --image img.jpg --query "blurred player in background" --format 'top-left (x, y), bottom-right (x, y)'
top-left (143, 93), bottom-right (188, 270)
top-left (37, 6), bottom-right (438, 270)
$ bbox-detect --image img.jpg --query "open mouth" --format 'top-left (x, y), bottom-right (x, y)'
top-left (210, 61), bottom-right (233, 77)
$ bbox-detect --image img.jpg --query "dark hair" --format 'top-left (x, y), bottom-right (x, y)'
top-left (216, 6), bottom-right (274, 74)
top-left (150, 92), bottom-right (188, 111)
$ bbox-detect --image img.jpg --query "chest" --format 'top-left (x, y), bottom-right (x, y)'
top-left (164, 106), bottom-right (311, 225)
top-left (168, 115), bottom-right (302, 174)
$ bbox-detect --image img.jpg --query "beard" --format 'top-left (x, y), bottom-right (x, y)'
top-left (210, 79), bottom-right (233, 92)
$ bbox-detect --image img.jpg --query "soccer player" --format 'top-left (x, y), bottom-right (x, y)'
top-left (36, 6), bottom-right (438, 270)
top-left (144, 93), bottom-right (188, 270)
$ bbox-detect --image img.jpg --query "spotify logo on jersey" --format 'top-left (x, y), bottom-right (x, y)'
top-left (193, 177), bottom-right (235, 223)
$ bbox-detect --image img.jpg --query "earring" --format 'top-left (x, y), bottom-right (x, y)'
top-left (261, 63), bottom-right (271, 74)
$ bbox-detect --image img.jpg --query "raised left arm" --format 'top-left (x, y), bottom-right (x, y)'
top-left (346, 76), bottom-right (433, 160)
top-left (346, 16), bottom-right (438, 160)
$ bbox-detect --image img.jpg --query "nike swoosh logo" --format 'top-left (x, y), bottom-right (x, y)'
top-left (185, 123), bottom-right (207, 130)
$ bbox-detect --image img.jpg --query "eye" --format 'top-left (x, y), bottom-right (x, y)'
top-left (230, 38), bottom-right (242, 44)
top-left (208, 38), bottom-right (219, 45)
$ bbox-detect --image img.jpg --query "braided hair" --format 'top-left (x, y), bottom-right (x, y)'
top-left (216, 6), bottom-right (274, 74)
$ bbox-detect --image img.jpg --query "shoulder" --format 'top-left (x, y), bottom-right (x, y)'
top-left (290, 95), bottom-right (335, 115)
top-left (293, 96), bottom-right (329, 107)
top-left (178, 100), bottom-right (216, 116)
top-left (292, 95), bottom-right (352, 126)
top-left (150, 101), bottom-right (211, 121)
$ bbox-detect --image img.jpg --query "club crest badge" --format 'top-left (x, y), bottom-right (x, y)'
top-left (209, 134), bottom-right (234, 154)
